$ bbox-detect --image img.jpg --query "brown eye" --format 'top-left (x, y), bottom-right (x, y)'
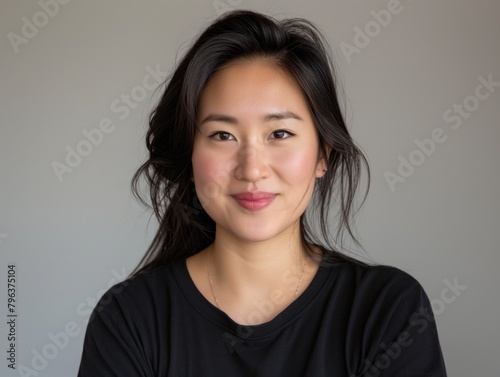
top-left (270, 130), bottom-right (294, 139)
top-left (210, 132), bottom-right (235, 141)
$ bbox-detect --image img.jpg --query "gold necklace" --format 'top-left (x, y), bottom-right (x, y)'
top-left (207, 250), bottom-right (307, 310)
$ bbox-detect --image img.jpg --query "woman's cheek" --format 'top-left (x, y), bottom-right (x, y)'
top-left (276, 148), bottom-right (317, 182)
top-left (193, 154), bottom-right (232, 206)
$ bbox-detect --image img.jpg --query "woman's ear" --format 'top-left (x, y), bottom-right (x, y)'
top-left (315, 158), bottom-right (327, 178)
top-left (315, 148), bottom-right (330, 178)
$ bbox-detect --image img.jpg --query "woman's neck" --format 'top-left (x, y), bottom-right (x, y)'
top-left (209, 236), bottom-right (305, 295)
top-left (200, 228), bottom-right (319, 324)
top-left (186, 221), bottom-right (322, 325)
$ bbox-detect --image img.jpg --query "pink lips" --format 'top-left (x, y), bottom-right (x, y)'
top-left (232, 191), bottom-right (276, 211)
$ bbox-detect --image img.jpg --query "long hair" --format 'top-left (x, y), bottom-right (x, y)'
top-left (130, 10), bottom-right (371, 276)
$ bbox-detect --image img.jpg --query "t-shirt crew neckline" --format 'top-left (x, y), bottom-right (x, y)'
top-left (172, 257), bottom-right (333, 341)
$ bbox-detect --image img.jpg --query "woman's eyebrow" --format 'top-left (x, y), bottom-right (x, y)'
top-left (199, 111), bottom-right (303, 125)
top-left (199, 113), bottom-right (238, 125)
top-left (264, 111), bottom-right (303, 122)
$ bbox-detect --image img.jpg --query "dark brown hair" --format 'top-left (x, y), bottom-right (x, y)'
top-left (130, 10), bottom-right (371, 276)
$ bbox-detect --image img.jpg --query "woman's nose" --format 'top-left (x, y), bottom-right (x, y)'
top-left (233, 143), bottom-right (269, 182)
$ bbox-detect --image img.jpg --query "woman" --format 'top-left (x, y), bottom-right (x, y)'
top-left (78, 10), bottom-right (447, 377)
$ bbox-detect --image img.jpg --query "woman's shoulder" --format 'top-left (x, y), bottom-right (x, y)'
top-left (90, 261), bottom-right (181, 320)
top-left (109, 264), bottom-right (169, 294)
top-left (321, 256), bottom-right (447, 375)
top-left (324, 253), bottom-right (424, 292)
top-left (79, 263), bottom-right (182, 375)
top-left (321, 254), bottom-right (431, 315)
top-left (357, 261), bottom-right (424, 291)
top-left (324, 255), bottom-right (434, 328)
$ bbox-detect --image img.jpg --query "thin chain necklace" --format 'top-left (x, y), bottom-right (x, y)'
top-left (207, 249), bottom-right (307, 310)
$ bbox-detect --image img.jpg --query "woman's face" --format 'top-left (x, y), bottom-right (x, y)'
top-left (192, 58), bottom-right (326, 243)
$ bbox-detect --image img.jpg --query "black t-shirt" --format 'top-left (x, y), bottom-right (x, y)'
top-left (78, 257), bottom-right (447, 376)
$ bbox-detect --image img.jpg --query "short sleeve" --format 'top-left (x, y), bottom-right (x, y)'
top-left (353, 269), bottom-right (448, 377)
top-left (77, 282), bottom-right (155, 377)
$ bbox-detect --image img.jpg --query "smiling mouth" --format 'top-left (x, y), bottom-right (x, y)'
top-left (231, 192), bottom-right (276, 211)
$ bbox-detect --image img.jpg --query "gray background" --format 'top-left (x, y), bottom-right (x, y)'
top-left (1, 0), bottom-right (499, 376)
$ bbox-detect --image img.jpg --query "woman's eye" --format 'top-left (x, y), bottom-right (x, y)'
top-left (270, 130), bottom-right (294, 139)
top-left (210, 132), bottom-right (235, 141)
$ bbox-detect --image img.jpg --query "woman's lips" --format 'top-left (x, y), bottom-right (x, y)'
top-left (231, 191), bottom-right (276, 211)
